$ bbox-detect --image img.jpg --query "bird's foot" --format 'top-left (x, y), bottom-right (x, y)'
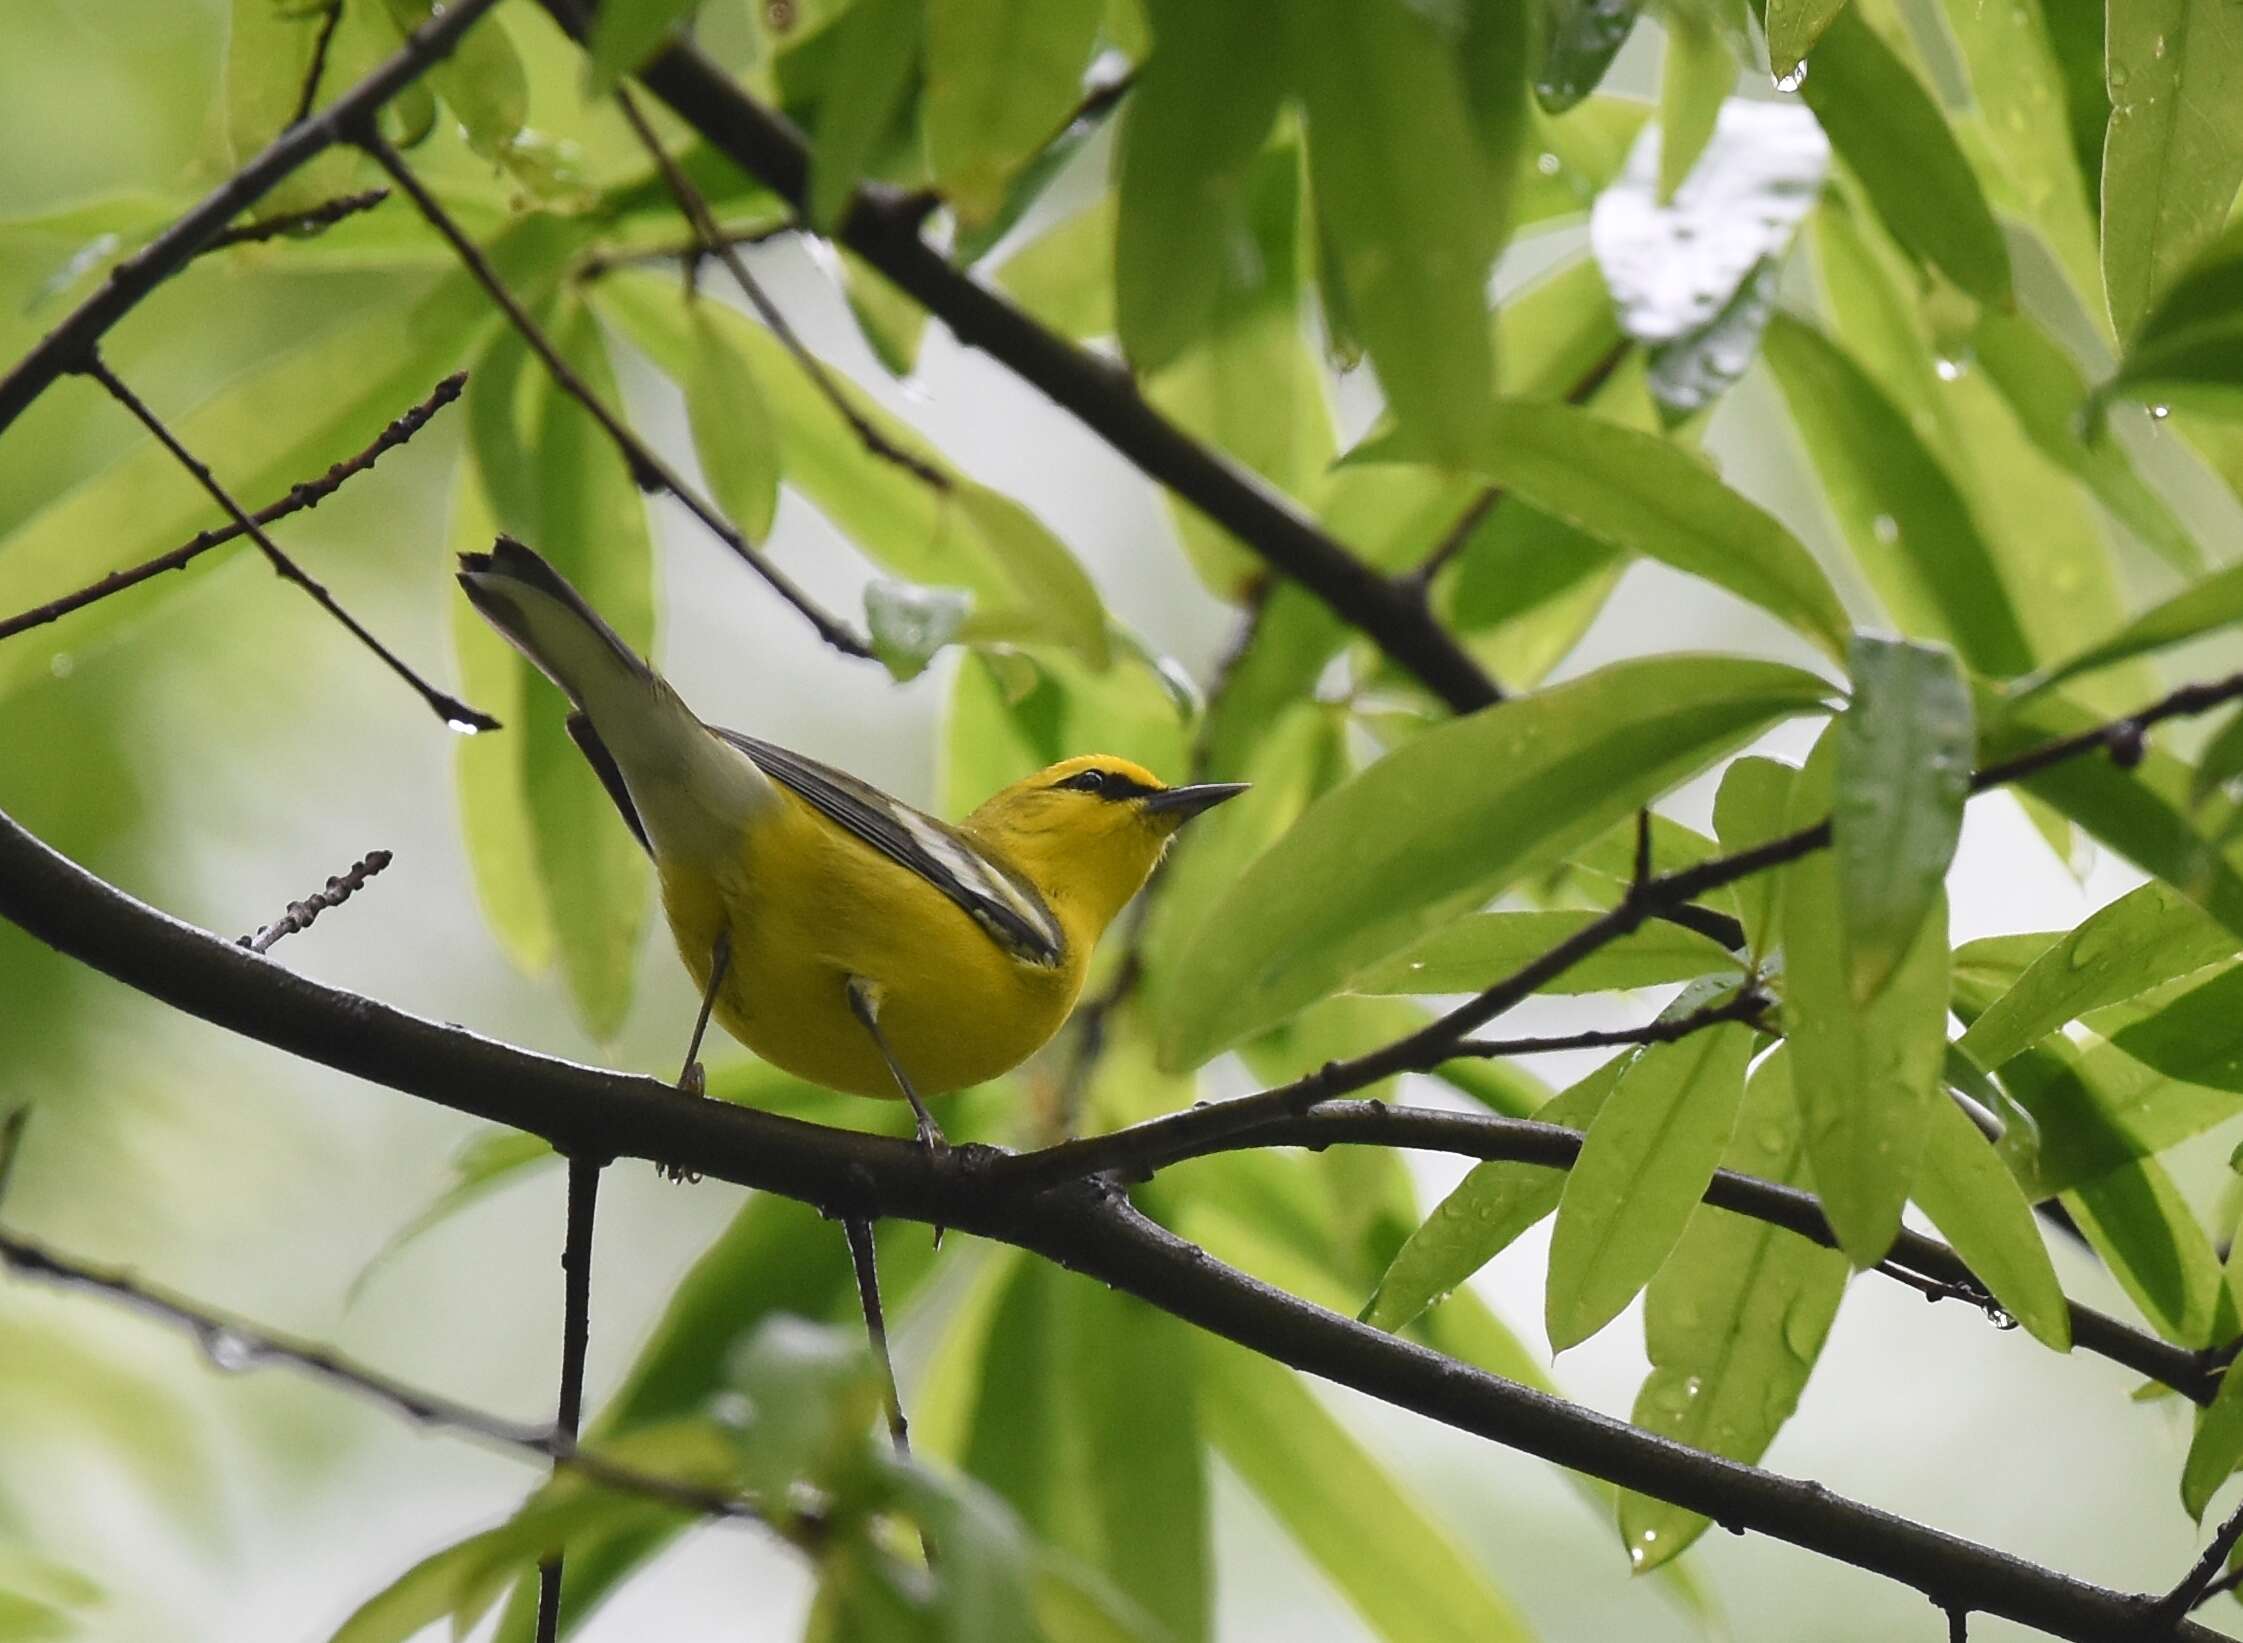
top-left (660, 1061), bottom-right (708, 1184)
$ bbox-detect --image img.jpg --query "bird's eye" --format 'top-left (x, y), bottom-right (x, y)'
top-left (1062, 769), bottom-right (1109, 794)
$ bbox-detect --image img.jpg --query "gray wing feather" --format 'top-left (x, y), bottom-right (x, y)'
top-left (710, 727), bottom-right (1065, 967)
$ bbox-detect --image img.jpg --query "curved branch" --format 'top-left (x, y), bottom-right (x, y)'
top-left (0, 0), bottom-right (508, 434)
top-left (0, 803), bottom-right (2209, 1641)
top-left (539, 4), bottom-right (1504, 715)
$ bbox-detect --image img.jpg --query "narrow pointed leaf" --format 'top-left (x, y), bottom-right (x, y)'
top-left (1158, 655), bottom-right (1833, 1067)
top-left (1197, 1343), bottom-right (1536, 1643)
top-left (2106, 223), bottom-right (2243, 412)
top-left (2019, 562), bottom-right (2243, 702)
top-left (807, 0), bottom-right (924, 231)
top-left (924, 0), bottom-right (1102, 226)
top-left (1834, 636), bottom-right (1971, 1002)
top-left (1113, 0), bottom-right (1284, 374)
top-left (584, 0), bottom-right (704, 92)
top-left (1762, 314), bottom-right (2034, 678)
top-left (1538, 0), bottom-right (1646, 112)
top-left (1794, 5), bottom-right (2011, 303)
top-left (1781, 731), bottom-right (1949, 1264)
top-left (1911, 1092), bottom-right (2070, 1349)
top-left (2063, 1153), bottom-right (2227, 1346)
top-left (684, 306), bottom-right (781, 544)
top-left (1714, 754), bottom-right (1797, 959)
top-left (2184, 1358), bottom-right (2243, 1520)
top-left (1619, 1048), bottom-right (1848, 1569)
top-left (1362, 1060), bottom-right (1626, 1332)
top-left (1958, 882), bottom-right (2236, 1070)
top-left (1658, 13), bottom-right (1734, 202)
top-left (1362, 398), bottom-right (1852, 662)
top-left (1766, 0), bottom-right (1850, 77)
top-left (2101, 0), bottom-right (2243, 341)
top-left (1993, 1033), bottom-right (2242, 1199)
top-left (1290, 0), bottom-right (1501, 464)
top-left (1547, 994), bottom-right (1756, 1349)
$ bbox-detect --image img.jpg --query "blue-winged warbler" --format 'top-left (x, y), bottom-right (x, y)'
top-left (456, 537), bottom-right (1243, 1146)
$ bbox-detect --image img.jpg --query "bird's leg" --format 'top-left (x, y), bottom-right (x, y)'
top-left (845, 976), bottom-right (946, 1154)
top-left (662, 928), bottom-right (731, 1184)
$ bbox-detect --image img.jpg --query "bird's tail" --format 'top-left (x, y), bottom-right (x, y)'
top-left (458, 538), bottom-right (769, 862)
top-left (457, 535), bottom-right (657, 718)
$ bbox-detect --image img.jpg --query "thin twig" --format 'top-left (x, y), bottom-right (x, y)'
top-left (576, 218), bottom-right (797, 282)
top-left (843, 1217), bottom-right (911, 1457)
top-left (0, 0), bottom-right (508, 435)
top-left (1452, 987), bottom-right (1770, 1061)
top-left (609, 85), bottom-right (948, 490)
top-left (0, 1226), bottom-right (767, 1525)
top-left (2157, 1497), bottom-right (2243, 1631)
top-left (0, 371), bottom-right (465, 644)
top-left (2191, 1566), bottom-right (2243, 1612)
top-left (287, 0), bottom-right (346, 127)
top-left (353, 128), bottom-right (873, 659)
top-left (537, 1154), bottom-right (606, 1643)
top-left (205, 186), bottom-right (390, 252)
top-left (74, 354), bottom-right (497, 729)
top-left (238, 849), bottom-right (394, 954)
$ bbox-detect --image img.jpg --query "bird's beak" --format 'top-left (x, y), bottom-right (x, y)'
top-left (1139, 782), bottom-right (1249, 821)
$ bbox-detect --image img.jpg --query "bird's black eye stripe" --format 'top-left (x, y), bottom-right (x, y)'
top-left (1052, 768), bottom-right (1156, 800)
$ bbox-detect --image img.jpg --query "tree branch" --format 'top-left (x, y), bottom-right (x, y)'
top-left (239, 847), bottom-right (393, 953)
top-left (0, 1223), bottom-right (765, 1526)
top-left (2156, 1495), bottom-right (2243, 1632)
top-left (1451, 984), bottom-right (1773, 1060)
top-left (354, 129), bottom-right (874, 660)
top-left (204, 186), bottom-right (390, 252)
top-left (76, 352), bottom-right (498, 731)
top-left (546, 5), bottom-right (1504, 713)
top-left (609, 84), bottom-right (949, 490)
top-left (536, 1153), bottom-right (605, 1643)
top-left (0, 797), bottom-right (2216, 1641)
top-left (0, 0), bottom-right (507, 435)
top-left (0, 370), bottom-right (464, 645)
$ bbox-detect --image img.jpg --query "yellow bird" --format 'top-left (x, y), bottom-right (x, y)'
top-left (457, 538), bottom-right (1243, 1148)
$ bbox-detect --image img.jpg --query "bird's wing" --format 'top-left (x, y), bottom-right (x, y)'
top-left (710, 727), bottom-right (1066, 968)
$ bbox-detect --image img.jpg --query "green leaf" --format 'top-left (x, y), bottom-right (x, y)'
top-left (1936, 0), bottom-right (2101, 308)
top-left (1714, 754), bottom-right (1797, 959)
top-left (1761, 313), bottom-right (2035, 679)
top-left (1995, 1032), bottom-right (2243, 1198)
top-left (1658, 10), bottom-right (1734, 202)
top-left (223, 0), bottom-right (366, 216)
top-left (1289, 0), bottom-right (1501, 464)
top-left (596, 273), bottom-right (1109, 665)
top-left (924, 0), bottom-right (1102, 226)
top-left (1143, 144), bottom-right (1334, 599)
top-left (2018, 561), bottom-right (2243, 702)
top-left (1352, 909), bottom-right (1743, 996)
top-left (1112, 0), bottom-right (1284, 374)
top-left (1547, 990), bottom-right (1757, 1349)
top-left (996, 199), bottom-right (1115, 340)
top-left (2096, 963), bottom-right (2243, 1094)
top-left (1197, 1342), bottom-right (1535, 1643)
top-left (381, 0), bottom-right (527, 160)
top-left (840, 252), bottom-right (928, 378)
top-left (1958, 882), bottom-right (2236, 1070)
top-left (806, 0), bottom-right (923, 230)
top-left (1361, 396), bottom-right (1852, 662)
top-left (2100, 0), bottom-right (2243, 341)
top-left (1834, 636), bottom-right (1972, 1002)
top-left (2063, 1152), bottom-right (2227, 1346)
top-left (2105, 221), bottom-right (2243, 416)
top-left (1766, 0), bottom-right (1849, 77)
top-left (349, 1127), bottom-right (554, 1302)
top-left (2196, 707), bottom-right (2243, 806)
top-left (1781, 728), bottom-right (1949, 1264)
top-left (1974, 310), bottom-right (2202, 575)
top-left (1158, 655), bottom-right (1833, 1067)
top-left (1792, 4), bottom-right (2011, 303)
top-left (466, 301), bottom-right (653, 1041)
top-left (1361, 1057), bottom-right (1627, 1332)
top-left (1911, 1090), bottom-right (2071, 1349)
top-left (2184, 1357), bottom-right (2243, 1520)
top-left (1619, 1047), bottom-right (1848, 1570)
top-left (864, 581), bottom-right (972, 681)
top-left (960, 1262), bottom-right (1210, 1643)
top-left (684, 305), bottom-right (781, 544)
top-left (584, 0), bottom-right (703, 92)
top-left (1538, 0), bottom-right (1646, 112)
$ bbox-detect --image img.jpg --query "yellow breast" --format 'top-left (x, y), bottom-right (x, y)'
top-left (658, 790), bottom-right (1087, 1101)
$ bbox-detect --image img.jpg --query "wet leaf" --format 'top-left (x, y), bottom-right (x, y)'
top-left (1539, 0), bottom-right (1647, 113)
top-left (924, 0), bottom-right (1102, 226)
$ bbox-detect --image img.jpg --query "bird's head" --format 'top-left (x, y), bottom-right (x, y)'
top-left (960, 755), bottom-right (1246, 938)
